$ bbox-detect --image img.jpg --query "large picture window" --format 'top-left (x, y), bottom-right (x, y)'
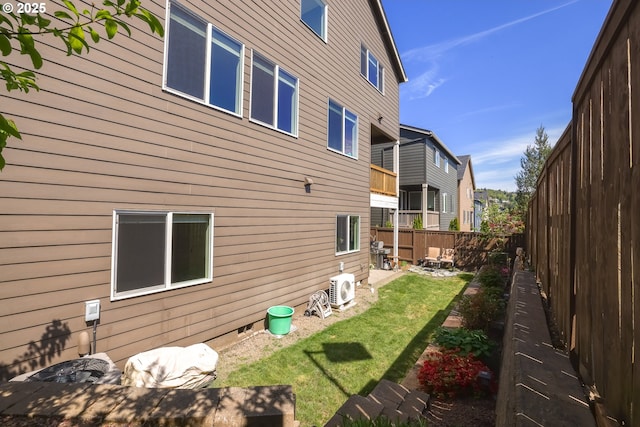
top-left (360, 45), bottom-right (384, 92)
top-left (250, 52), bottom-right (299, 136)
top-left (164, 1), bottom-right (244, 115)
top-left (111, 211), bottom-right (213, 300)
top-left (336, 215), bottom-right (360, 254)
top-left (301, 0), bottom-right (327, 41)
top-left (328, 99), bottom-right (358, 158)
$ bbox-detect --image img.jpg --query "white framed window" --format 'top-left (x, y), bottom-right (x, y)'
top-left (328, 99), bottom-right (358, 158)
top-left (336, 214), bottom-right (360, 254)
top-left (250, 51), bottom-right (299, 136)
top-left (434, 148), bottom-right (440, 167)
top-left (111, 211), bottom-right (214, 300)
top-left (427, 190), bottom-right (436, 211)
top-left (164, 1), bottom-right (244, 116)
top-left (442, 193), bottom-right (448, 213)
top-left (444, 160), bottom-right (449, 173)
top-left (360, 44), bottom-right (384, 92)
top-left (301, 0), bottom-right (327, 41)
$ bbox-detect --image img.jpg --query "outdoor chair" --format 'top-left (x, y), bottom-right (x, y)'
top-left (440, 248), bottom-right (455, 269)
top-left (424, 247), bottom-right (441, 267)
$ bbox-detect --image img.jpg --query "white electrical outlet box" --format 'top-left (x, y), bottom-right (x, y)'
top-left (85, 300), bottom-right (100, 322)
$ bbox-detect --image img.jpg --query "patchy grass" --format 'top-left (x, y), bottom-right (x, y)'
top-left (215, 273), bottom-right (470, 426)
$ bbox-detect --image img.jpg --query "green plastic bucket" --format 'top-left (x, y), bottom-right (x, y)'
top-left (267, 306), bottom-right (294, 335)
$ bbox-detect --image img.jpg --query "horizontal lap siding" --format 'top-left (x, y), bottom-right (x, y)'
top-left (0, 0), bottom-right (401, 375)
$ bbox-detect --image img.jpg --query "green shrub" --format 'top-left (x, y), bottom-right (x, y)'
top-left (412, 214), bottom-right (423, 230)
top-left (458, 289), bottom-right (505, 331)
top-left (477, 267), bottom-right (504, 288)
top-left (449, 217), bottom-right (459, 231)
top-left (488, 251), bottom-right (508, 266)
top-left (432, 327), bottom-right (495, 360)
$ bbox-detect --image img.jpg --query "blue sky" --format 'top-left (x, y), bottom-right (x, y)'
top-left (381, 0), bottom-right (613, 191)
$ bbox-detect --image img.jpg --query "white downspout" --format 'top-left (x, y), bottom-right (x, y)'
top-left (393, 140), bottom-right (399, 268)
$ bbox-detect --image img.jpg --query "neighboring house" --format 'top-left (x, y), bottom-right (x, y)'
top-left (456, 155), bottom-right (476, 232)
top-left (474, 190), bottom-right (489, 230)
top-left (371, 124), bottom-right (460, 231)
top-left (0, 0), bottom-right (406, 376)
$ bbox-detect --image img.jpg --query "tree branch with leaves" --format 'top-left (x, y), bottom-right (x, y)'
top-left (0, 0), bottom-right (164, 169)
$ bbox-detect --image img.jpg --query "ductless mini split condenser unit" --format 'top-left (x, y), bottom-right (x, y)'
top-left (329, 273), bottom-right (355, 309)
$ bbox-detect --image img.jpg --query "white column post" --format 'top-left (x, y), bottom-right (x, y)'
top-left (393, 140), bottom-right (399, 268)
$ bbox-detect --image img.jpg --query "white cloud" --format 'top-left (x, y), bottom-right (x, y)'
top-left (400, 1), bottom-right (578, 101)
top-left (402, 1), bottom-right (578, 62)
top-left (470, 124), bottom-right (566, 191)
top-left (401, 66), bottom-right (446, 100)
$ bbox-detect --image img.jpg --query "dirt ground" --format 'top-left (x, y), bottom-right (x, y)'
top-left (214, 271), bottom-right (497, 427)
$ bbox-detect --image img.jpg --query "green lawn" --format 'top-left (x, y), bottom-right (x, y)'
top-left (214, 272), bottom-right (472, 426)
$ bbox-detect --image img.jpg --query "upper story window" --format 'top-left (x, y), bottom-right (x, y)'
top-left (164, 1), bottom-right (244, 116)
top-left (360, 44), bottom-right (384, 93)
top-left (328, 99), bottom-right (358, 158)
top-left (444, 160), bottom-right (449, 173)
top-left (336, 214), bottom-right (360, 255)
top-left (434, 148), bottom-right (440, 167)
top-left (250, 52), bottom-right (299, 136)
top-left (301, 0), bottom-right (327, 41)
top-left (111, 211), bottom-right (214, 300)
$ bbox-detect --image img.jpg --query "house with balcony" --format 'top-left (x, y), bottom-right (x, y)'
top-left (456, 155), bottom-right (476, 231)
top-left (0, 0), bottom-right (406, 376)
top-left (372, 124), bottom-right (460, 231)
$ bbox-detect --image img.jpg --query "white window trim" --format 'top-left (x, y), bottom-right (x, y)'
top-left (444, 160), bottom-right (449, 173)
top-left (442, 193), bottom-right (448, 213)
top-left (336, 214), bottom-right (360, 255)
top-left (249, 50), bottom-right (300, 137)
top-left (360, 44), bottom-right (384, 93)
top-left (111, 210), bottom-right (214, 301)
top-left (434, 148), bottom-right (440, 167)
top-left (327, 99), bottom-right (358, 159)
top-left (300, 0), bottom-right (328, 42)
top-left (162, 0), bottom-right (245, 118)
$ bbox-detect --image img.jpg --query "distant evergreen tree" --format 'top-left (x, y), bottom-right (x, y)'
top-left (514, 125), bottom-right (552, 215)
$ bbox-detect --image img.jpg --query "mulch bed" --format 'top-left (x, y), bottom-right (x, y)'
top-left (425, 396), bottom-right (496, 427)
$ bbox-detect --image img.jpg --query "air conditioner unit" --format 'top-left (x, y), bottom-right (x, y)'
top-left (329, 273), bottom-right (355, 309)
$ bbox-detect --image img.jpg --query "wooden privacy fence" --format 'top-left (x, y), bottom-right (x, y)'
top-left (370, 227), bottom-right (524, 271)
top-left (527, 0), bottom-right (639, 424)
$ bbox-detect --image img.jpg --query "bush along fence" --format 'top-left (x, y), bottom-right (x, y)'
top-left (527, 0), bottom-right (640, 424)
top-left (370, 227), bottom-right (525, 271)
top-left (416, 256), bottom-right (511, 406)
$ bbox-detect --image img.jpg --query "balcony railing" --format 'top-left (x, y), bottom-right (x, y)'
top-left (395, 210), bottom-right (440, 229)
top-left (370, 165), bottom-right (397, 197)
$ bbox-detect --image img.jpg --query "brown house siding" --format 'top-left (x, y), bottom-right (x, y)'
top-left (0, 0), bottom-right (403, 375)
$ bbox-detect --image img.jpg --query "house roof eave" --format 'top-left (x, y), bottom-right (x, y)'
top-left (400, 123), bottom-right (461, 165)
top-left (371, 0), bottom-right (408, 84)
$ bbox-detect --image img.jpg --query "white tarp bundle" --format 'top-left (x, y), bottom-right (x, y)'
top-left (122, 343), bottom-right (218, 389)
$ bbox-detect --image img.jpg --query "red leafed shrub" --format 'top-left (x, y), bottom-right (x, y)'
top-left (417, 349), bottom-right (495, 399)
